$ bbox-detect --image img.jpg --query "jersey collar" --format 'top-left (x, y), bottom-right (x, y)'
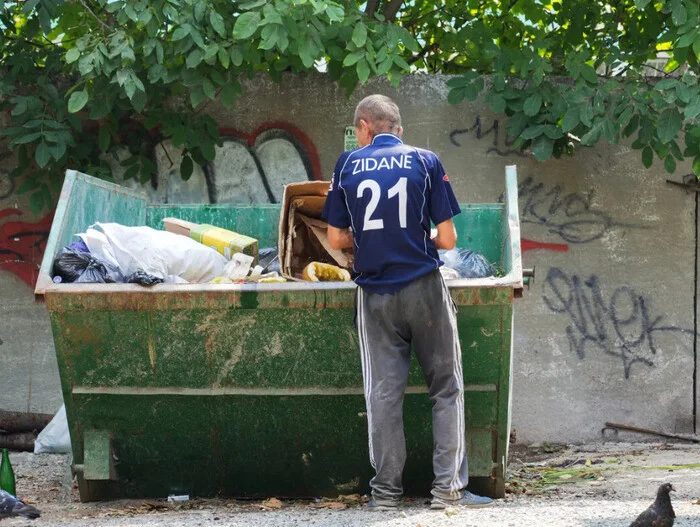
top-left (371, 133), bottom-right (403, 146)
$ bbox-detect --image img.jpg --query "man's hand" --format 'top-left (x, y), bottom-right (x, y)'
top-left (432, 219), bottom-right (457, 250)
top-left (328, 226), bottom-right (355, 250)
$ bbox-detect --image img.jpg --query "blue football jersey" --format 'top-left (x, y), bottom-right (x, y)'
top-left (322, 133), bottom-right (461, 294)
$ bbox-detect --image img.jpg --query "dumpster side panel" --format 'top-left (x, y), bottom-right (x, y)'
top-left (451, 205), bottom-right (502, 266)
top-left (38, 171), bottom-right (148, 291)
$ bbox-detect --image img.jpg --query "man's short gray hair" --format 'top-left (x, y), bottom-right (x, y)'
top-left (354, 94), bottom-right (402, 133)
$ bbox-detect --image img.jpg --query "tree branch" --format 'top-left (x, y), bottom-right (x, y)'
top-left (383, 0), bottom-right (404, 22)
top-left (78, 0), bottom-right (113, 31)
top-left (408, 41), bottom-right (440, 65)
top-left (365, 0), bottom-right (379, 19)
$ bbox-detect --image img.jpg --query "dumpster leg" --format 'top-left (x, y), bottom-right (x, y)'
top-left (80, 429), bottom-right (117, 481)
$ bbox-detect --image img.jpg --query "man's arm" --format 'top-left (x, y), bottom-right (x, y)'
top-left (431, 219), bottom-right (457, 250)
top-left (328, 226), bottom-right (355, 250)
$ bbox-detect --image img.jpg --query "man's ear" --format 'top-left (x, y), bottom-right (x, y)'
top-left (397, 126), bottom-right (403, 138)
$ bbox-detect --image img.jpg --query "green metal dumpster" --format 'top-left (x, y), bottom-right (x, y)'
top-left (36, 167), bottom-right (523, 502)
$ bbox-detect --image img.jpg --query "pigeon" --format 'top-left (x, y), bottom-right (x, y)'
top-left (0, 489), bottom-right (41, 520)
top-left (629, 482), bottom-right (675, 527)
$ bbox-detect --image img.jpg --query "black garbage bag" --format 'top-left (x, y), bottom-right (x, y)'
top-left (126, 271), bottom-right (164, 286)
top-left (439, 248), bottom-right (495, 279)
top-left (53, 247), bottom-right (123, 283)
top-left (258, 246), bottom-right (280, 274)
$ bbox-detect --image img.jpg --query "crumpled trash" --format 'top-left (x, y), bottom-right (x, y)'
top-left (439, 248), bottom-right (495, 279)
top-left (126, 271), bottom-right (164, 286)
top-left (69, 239), bottom-right (90, 253)
top-left (223, 253), bottom-right (255, 280)
top-left (439, 266), bottom-right (461, 280)
top-left (34, 404), bottom-right (71, 454)
top-left (258, 247), bottom-right (279, 274)
top-left (80, 223), bottom-right (227, 283)
top-left (53, 247), bottom-right (123, 283)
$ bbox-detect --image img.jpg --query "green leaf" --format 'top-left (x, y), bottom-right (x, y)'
top-left (685, 98), bottom-right (700, 120)
top-left (352, 23), bottom-right (367, 48)
top-left (664, 154), bottom-right (677, 173)
top-left (67, 90), bottom-right (89, 113)
top-left (190, 86), bottom-right (205, 108)
top-left (65, 48), bottom-right (80, 64)
top-left (672, 3), bottom-right (687, 26)
top-left (202, 78), bottom-right (216, 99)
top-left (580, 64), bottom-right (598, 84)
top-left (180, 155), bottom-right (194, 181)
top-left (13, 132), bottom-right (42, 145)
top-left (523, 93), bottom-right (542, 116)
top-left (241, 0), bottom-right (266, 8)
top-left (218, 48), bottom-right (230, 69)
top-left (210, 11), bottom-right (226, 37)
top-left (186, 49), bottom-right (204, 69)
top-left (520, 125), bottom-right (545, 140)
top-left (561, 107), bottom-right (580, 132)
top-left (602, 118), bottom-right (618, 143)
top-left (634, 0), bottom-right (650, 9)
top-left (447, 87), bottom-right (466, 105)
top-left (172, 26), bottom-right (190, 41)
top-left (299, 39), bottom-right (315, 68)
top-left (357, 59), bottom-right (370, 84)
top-left (657, 108), bottom-right (682, 143)
top-left (642, 145), bottom-right (653, 168)
top-left (489, 93), bottom-right (506, 113)
top-left (343, 51), bottom-right (364, 67)
top-left (22, 0), bottom-right (40, 14)
top-left (532, 135), bottom-right (553, 161)
top-left (623, 114), bottom-right (640, 138)
top-left (233, 12), bottom-right (261, 40)
top-left (35, 141), bottom-right (51, 168)
top-left (221, 82), bottom-right (238, 108)
top-left (16, 178), bottom-right (39, 195)
top-left (98, 126), bottom-right (110, 152)
top-left (655, 78), bottom-right (680, 91)
top-left (580, 122), bottom-right (603, 146)
top-left (29, 190), bottom-right (44, 215)
top-left (693, 36), bottom-right (700, 58)
top-left (693, 155), bottom-right (700, 176)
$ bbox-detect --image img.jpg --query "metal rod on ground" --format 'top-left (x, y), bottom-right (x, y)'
top-left (0, 432), bottom-right (35, 451)
top-left (604, 422), bottom-right (700, 443)
top-left (0, 410), bottom-right (52, 434)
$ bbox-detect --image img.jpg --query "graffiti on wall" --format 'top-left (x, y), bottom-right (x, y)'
top-left (543, 267), bottom-right (694, 379)
top-left (517, 176), bottom-right (639, 244)
top-left (0, 208), bottom-right (53, 287)
top-left (117, 122), bottom-right (322, 205)
top-left (450, 116), bottom-right (526, 157)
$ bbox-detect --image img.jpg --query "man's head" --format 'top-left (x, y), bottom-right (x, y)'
top-left (353, 94), bottom-right (403, 147)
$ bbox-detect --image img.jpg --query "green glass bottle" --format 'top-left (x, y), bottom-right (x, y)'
top-left (0, 448), bottom-right (16, 496)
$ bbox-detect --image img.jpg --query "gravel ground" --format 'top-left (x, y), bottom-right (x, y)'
top-left (4, 442), bottom-right (700, 526)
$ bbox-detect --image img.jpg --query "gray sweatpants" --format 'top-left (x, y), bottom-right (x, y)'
top-left (356, 270), bottom-right (468, 502)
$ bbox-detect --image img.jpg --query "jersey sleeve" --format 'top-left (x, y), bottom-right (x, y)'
top-left (428, 155), bottom-right (461, 225)
top-left (322, 153), bottom-right (351, 229)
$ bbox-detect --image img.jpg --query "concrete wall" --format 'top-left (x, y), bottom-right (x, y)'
top-left (0, 73), bottom-right (695, 443)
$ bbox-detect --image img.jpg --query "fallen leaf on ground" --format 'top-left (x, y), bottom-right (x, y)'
top-left (313, 501), bottom-right (346, 509)
top-left (261, 498), bottom-right (283, 509)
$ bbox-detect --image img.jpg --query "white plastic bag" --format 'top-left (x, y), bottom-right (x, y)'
top-left (34, 404), bottom-right (71, 454)
top-left (83, 223), bottom-right (227, 283)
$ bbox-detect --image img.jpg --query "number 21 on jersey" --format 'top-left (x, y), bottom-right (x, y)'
top-left (357, 177), bottom-right (407, 231)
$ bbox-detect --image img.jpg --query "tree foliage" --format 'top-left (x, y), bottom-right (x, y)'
top-left (1, 0), bottom-right (699, 212)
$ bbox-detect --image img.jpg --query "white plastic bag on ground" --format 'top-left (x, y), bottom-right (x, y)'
top-left (34, 404), bottom-right (71, 454)
top-left (83, 223), bottom-right (227, 283)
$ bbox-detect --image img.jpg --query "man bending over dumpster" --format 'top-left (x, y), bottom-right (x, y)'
top-left (322, 94), bottom-right (493, 511)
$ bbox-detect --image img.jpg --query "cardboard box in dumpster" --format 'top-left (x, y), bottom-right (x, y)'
top-left (278, 181), bottom-right (354, 280)
top-left (163, 218), bottom-right (259, 263)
